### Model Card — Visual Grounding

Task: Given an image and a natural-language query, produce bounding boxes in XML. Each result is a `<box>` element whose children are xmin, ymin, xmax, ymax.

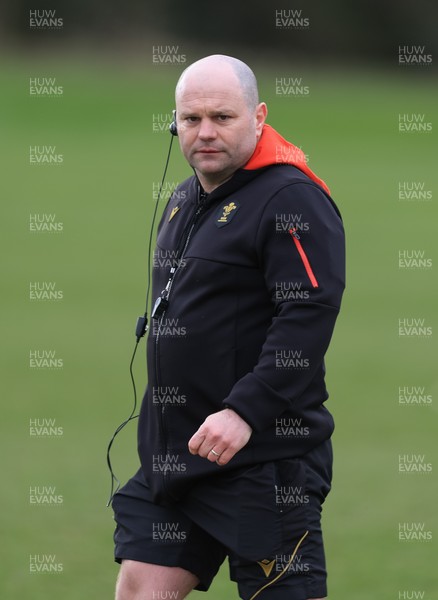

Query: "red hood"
<box><xmin>243</xmin><ymin>124</ymin><xmax>330</xmax><ymax>195</ymax></box>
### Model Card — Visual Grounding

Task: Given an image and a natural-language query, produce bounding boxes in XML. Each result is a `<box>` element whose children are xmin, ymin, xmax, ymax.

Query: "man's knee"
<box><xmin>116</xmin><ymin>560</ymin><xmax>139</xmax><ymax>598</ymax></box>
<box><xmin>115</xmin><ymin>559</ymin><xmax>198</xmax><ymax>600</ymax></box>
<box><xmin>116</xmin><ymin>561</ymin><xmax>150</xmax><ymax>599</ymax></box>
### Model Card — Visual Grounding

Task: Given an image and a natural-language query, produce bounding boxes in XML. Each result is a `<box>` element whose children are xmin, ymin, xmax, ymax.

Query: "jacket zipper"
<box><xmin>288</xmin><ymin>228</ymin><xmax>319</xmax><ymax>288</ymax></box>
<box><xmin>154</xmin><ymin>202</ymin><xmax>204</xmax><ymax>385</ymax></box>
<box><xmin>153</xmin><ymin>192</ymin><xmax>207</xmax><ymax>493</ymax></box>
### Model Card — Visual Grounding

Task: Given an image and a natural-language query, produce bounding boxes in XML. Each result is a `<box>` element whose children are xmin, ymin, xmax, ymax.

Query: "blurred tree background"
<box><xmin>1</xmin><ymin>0</ymin><xmax>437</xmax><ymax>65</ymax></box>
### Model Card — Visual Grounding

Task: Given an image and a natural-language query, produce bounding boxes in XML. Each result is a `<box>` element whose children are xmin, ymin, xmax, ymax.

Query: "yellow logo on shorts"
<box><xmin>256</xmin><ymin>558</ymin><xmax>276</xmax><ymax>578</ymax></box>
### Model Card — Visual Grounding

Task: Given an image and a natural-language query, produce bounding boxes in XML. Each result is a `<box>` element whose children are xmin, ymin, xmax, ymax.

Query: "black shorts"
<box><xmin>113</xmin><ymin>440</ymin><xmax>332</xmax><ymax>600</ymax></box>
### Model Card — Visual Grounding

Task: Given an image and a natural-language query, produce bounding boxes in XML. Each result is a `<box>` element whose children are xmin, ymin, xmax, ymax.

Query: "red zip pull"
<box><xmin>289</xmin><ymin>228</ymin><xmax>319</xmax><ymax>288</ymax></box>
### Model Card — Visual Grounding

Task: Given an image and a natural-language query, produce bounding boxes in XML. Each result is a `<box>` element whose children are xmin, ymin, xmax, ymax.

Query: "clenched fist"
<box><xmin>188</xmin><ymin>408</ymin><xmax>252</xmax><ymax>466</ymax></box>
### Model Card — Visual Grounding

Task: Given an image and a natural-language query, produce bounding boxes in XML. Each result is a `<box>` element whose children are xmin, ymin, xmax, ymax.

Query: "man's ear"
<box><xmin>255</xmin><ymin>102</ymin><xmax>268</xmax><ymax>139</ymax></box>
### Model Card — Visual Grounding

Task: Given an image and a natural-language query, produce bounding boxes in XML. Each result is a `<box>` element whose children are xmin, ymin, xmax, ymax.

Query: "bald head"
<box><xmin>175</xmin><ymin>54</ymin><xmax>259</xmax><ymax>111</ymax></box>
<box><xmin>173</xmin><ymin>54</ymin><xmax>267</xmax><ymax>192</ymax></box>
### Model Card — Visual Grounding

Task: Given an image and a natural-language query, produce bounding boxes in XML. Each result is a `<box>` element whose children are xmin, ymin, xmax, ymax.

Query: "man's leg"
<box><xmin>112</xmin><ymin>470</ymin><xmax>227</xmax><ymax>598</ymax></box>
<box><xmin>115</xmin><ymin>559</ymin><xmax>199</xmax><ymax>600</ymax></box>
<box><xmin>221</xmin><ymin>443</ymin><xmax>332</xmax><ymax>599</ymax></box>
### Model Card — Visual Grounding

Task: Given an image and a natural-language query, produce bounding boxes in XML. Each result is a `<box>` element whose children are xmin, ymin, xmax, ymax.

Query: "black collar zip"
<box><xmin>151</xmin><ymin>187</ymin><xmax>207</xmax><ymax>321</ymax></box>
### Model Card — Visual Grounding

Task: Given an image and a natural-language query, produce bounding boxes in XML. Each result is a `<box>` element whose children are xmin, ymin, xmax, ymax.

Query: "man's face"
<box><xmin>175</xmin><ymin>65</ymin><xmax>267</xmax><ymax>192</ymax></box>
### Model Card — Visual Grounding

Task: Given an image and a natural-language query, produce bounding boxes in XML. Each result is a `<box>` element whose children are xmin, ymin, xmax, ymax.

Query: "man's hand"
<box><xmin>188</xmin><ymin>408</ymin><xmax>252</xmax><ymax>466</ymax></box>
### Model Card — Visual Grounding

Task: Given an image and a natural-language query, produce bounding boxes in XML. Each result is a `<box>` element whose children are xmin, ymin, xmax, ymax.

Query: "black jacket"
<box><xmin>138</xmin><ymin>131</ymin><xmax>345</xmax><ymax>504</ymax></box>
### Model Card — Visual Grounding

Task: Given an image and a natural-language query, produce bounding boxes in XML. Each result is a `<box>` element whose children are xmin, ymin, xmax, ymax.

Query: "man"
<box><xmin>113</xmin><ymin>54</ymin><xmax>345</xmax><ymax>600</ymax></box>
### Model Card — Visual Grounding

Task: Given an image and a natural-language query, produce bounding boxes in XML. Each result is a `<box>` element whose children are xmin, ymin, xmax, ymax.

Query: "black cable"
<box><xmin>106</xmin><ymin>341</ymin><xmax>140</xmax><ymax>506</ymax></box>
<box><xmin>145</xmin><ymin>134</ymin><xmax>175</xmax><ymax>314</ymax></box>
<box><xmin>106</xmin><ymin>132</ymin><xmax>175</xmax><ymax>507</ymax></box>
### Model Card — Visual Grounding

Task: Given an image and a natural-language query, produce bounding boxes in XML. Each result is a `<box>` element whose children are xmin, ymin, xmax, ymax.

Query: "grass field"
<box><xmin>1</xmin><ymin>56</ymin><xmax>437</xmax><ymax>598</ymax></box>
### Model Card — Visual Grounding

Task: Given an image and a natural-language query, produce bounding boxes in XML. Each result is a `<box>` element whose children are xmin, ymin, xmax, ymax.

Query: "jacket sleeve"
<box><xmin>222</xmin><ymin>181</ymin><xmax>346</xmax><ymax>432</ymax></box>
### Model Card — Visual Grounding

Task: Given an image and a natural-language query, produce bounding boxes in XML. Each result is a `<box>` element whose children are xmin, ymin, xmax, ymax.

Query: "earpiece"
<box><xmin>169</xmin><ymin>109</ymin><xmax>178</xmax><ymax>136</ymax></box>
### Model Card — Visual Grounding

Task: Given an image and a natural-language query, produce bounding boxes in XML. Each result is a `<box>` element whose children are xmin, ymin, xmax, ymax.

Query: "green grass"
<box><xmin>1</xmin><ymin>57</ymin><xmax>437</xmax><ymax>598</ymax></box>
